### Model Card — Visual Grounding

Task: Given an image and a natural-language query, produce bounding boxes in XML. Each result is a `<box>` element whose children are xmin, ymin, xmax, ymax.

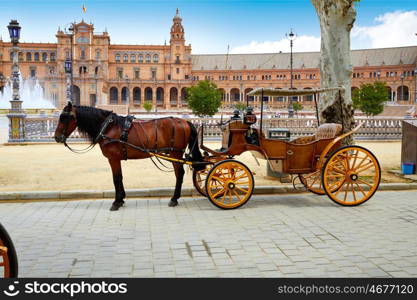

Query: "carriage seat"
<box><xmin>290</xmin><ymin>123</ymin><xmax>342</xmax><ymax>144</ymax></box>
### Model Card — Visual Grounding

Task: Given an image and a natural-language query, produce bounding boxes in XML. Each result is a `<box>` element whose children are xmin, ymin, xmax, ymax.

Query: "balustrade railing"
<box><xmin>21</xmin><ymin>114</ymin><xmax>406</xmax><ymax>142</ymax></box>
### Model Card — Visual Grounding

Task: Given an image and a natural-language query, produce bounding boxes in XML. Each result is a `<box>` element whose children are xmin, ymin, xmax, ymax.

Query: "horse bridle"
<box><xmin>59</xmin><ymin>110</ymin><xmax>96</xmax><ymax>154</ymax></box>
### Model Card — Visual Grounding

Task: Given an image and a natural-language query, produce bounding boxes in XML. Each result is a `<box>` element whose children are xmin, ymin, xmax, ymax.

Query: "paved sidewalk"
<box><xmin>1</xmin><ymin>190</ymin><xmax>417</xmax><ymax>278</ymax></box>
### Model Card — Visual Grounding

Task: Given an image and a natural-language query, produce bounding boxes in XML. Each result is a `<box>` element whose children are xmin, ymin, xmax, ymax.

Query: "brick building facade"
<box><xmin>0</xmin><ymin>10</ymin><xmax>416</xmax><ymax>111</ymax></box>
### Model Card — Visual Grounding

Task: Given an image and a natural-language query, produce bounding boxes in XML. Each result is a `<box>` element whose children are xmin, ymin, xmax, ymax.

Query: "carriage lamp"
<box><xmin>8</xmin><ymin>20</ymin><xmax>21</xmax><ymax>45</ymax></box>
<box><xmin>64</xmin><ymin>58</ymin><xmax>72</xmax><ymax>74</ymax></box>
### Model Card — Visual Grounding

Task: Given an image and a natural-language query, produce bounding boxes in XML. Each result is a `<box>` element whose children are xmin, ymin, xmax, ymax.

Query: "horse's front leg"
<box><xmin>108</xmin><ymin>158</ymin><xmax>126</xmax><ymax>211</ymax></box>
<box><xmin>169</xmin><ymin>162</ymin><xmax>185</xmax><ymax>207</ymax></box>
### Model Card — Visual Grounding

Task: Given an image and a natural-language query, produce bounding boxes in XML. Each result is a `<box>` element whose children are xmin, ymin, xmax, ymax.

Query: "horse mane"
<box><xmin>75</xmin><ymin>106</ymin><xmax>125</xmax><ymax>142</ymax></box>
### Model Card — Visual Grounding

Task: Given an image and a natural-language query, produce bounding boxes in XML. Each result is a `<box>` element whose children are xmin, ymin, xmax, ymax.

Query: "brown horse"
<box><xmin>54</xmin><ymin>102</ymin><xmax>203</xmax><ymax>211</ymax></box>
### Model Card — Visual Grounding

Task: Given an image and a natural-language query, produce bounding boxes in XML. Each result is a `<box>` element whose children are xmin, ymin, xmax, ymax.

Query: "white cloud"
<box><xmin>230</xmin><ymin>35</ymin><xmax>321</xmax><ymax>54</ymax></box>
<box><xmin>352</xmin><ymin>10</ymin><xmax>417</xmax><ymax>48</ymax></box>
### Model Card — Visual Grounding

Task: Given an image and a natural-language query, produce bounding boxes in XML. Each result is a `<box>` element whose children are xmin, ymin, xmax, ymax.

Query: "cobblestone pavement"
<box><xmin>1</xmin><ymin>190</ymin><xmax>417</xmax><ymax>278</ymax></box>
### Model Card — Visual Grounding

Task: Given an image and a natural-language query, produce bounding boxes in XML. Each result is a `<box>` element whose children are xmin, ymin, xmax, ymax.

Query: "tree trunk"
<box><xmin>311</xmin><ymin>0</ymin><xmax>357</xmax><ymax>143</ymax></box>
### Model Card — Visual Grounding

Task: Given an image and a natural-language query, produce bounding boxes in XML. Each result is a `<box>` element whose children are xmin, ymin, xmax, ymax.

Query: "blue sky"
<box><xmin>0</xmin><ymin>0</ymin><xmax>416</xmax><ymax>53</ymax></box>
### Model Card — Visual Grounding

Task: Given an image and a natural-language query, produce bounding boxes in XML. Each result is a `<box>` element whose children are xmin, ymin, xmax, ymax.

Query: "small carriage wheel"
<box><xmin>0</xmin><ymin>223</ymin><xmax>18</xmax><ymax>278</ymax></box>
<box><xmin>322</xmin><ymin>145</ymin><xmax>381</xmax><ymax>206</ymax></box>
<box><xmin>300</xmin><ymin>160</ymin><xmax>345</xmax><ymax>196</ymax></box>
<box><xmin>205</xmin><ymin>159</ymin><xmax>254</xmax><ymax>209</ymax></box>
<box><xmin>299</xmin><ymin>170</ymin><xmax>326</xmax><ymax>195</ymax></box>
<box><xmin>192</xmin><ymin>167</ymin><xmax>209</xmax><ymax>197</ymax></box>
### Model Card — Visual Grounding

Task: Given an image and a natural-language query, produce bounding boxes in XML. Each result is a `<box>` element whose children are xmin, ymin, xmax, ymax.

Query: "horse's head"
<box><xmin>54</xmin><ymin>102</ymin><xmax>77</xmax><ymax>143</ymax></box>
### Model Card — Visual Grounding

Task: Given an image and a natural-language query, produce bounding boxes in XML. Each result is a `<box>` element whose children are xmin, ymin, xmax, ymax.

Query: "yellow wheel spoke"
<box><xmin>212</xmin><ymin>188</ymin><xmax>226</xmax><ymax>199</ymax></box>
<box><xmin>235</xmin><ymin>186</ymin><xmax>248</xmax><ymax>194</ymax></box>
<box><xmin>357</xmin><ymin>179</ymin><xmax>372</xmax><ymax>187</ymax></box>
<box><xmin>211</xmin><ymin>175</ymin><xmax>226</xmax><ymax>182</ymax></box>
<box><xmin>354</xmin><ymin>181</ymin><xmax>367</xmax><ymax>197</ymax></box>
<box><xmin>351</xmin><ymin>183</ymin><xmax>357</xmax><ymax>202</ymax></box>
<box><xmin>334</xmin><ymin>181</ymin><xmax>347</xmax><ymax>197</ymax></box>
<box><xmin>233</xmin><ymin>190</ymin><xmax>242</xmax><ymax>202</ymax></box>
<box><xmin>354</xmin><ymin>161</ymin><xmax>375</xmax><ymax>173</ymax></box>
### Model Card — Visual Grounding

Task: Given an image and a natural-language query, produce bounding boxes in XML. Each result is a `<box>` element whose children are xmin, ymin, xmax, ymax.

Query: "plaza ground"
<box><xmin>0</xmin><ymin>140</ymin><xmax>407</xmax><ymax>192</ymax></box>
<box><xmin>1</xmin><ymin>191</ymin><xmax>416</xmax><ymax>278</ymax></box>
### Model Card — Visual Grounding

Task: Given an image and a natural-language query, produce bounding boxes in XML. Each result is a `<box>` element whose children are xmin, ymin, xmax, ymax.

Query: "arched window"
<box><xmin>153</xmin><ymin>54</ymin><xmax>159</xmax><ymax>63</ymax></box>
<box><xmin>50</xmin><ymin>52</ymin><xmax>56</xmax><ymax>62</ymax></box>
<box><xmin>138</xmin><ymin>55</ymin><xmax>143</xmax><ymax>63</ymax></box>
<box><xmin>230</xmin><ymin>88</ymin><xmax>240</xmax><ymax>101</ymax></box>
<box><xmin>121</xmin><ymin>87</ymin><xmax>128</xmax><ymax>103</ymax></box>
<box><xmin>170</xmin><ymin>87</ymin><xmax>178</xmax><ymax>104</ymax></box>
<box><xmin>123</xmin><ymin>54</ymin><xmax>128</xmax><ymax>62</ymax></box>
<box><xmin>133</xmin><ymin>87</ymin><xmax>141</xmax><ymax>104</ymax></box>
<box><xmin>80</xmin><ymin>49</ymin><xmax>86</xmax><ymax>60</ymax></box>
<box><xmin>34</xmin><ymin>52</ymin><xmax>40</xmax><ymax>61</ymax></box>
<box><xmin>26</xmin><ymin>52</ymin><xmax>32</xmax><ymax>61</ymax></box>
<box><xmin>18</xmin><ymin>52</ymin><xmax>23</xmax><ymax>62</ymax></box>
<box><xmin>79</xmin><ymin>66</ymin><xmax>87</xmax><ymax>74</ymax></box>
<box><xmin>42</xmin><ymin>53</ymin><xmax>48</xmax><ymax>62</ymax></box>
<box><xmin>146</xmin><ymin>55</ymin><xmax>151</xmax><ymax>63</ymax></box>
<box><xmin>130</xmin><ymin>54</ymin><xmax>136</xmax><ymax>63</ymax></box>
<box><xmin>96</xmin><ymin>50</ymin><xmax>101</xmax><ymax>60</ymax></box>
<box><xmin>156</xmin><ymin>87</ymin><xmax>164</xmax><ymax>104</ymax></box>
<box><xmin>110</xmin><ymin>87</ymin><xmax>118</xmax><ymax>104</ymax></box>
<box><xmin>397</xmin><ymin>86</ymin><xmax>409</xmax><ymax>101</ymax></box>
<box><xmin>115</xmin><ymin>54</ymin><xmax>120</xmax><ymax>62</ymax></box>
<box><xmin>145</xmin><ymin>87</ymin><xmax>153</xmax><ymax>101</ymax></box>
<box><xmin>95</xmin><ymin>66</ymin><xmax>99</xmax><ymax>77</ymax></box>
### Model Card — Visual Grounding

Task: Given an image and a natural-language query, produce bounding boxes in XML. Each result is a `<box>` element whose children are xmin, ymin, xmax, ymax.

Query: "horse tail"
<box><xmin>186</xmin><ymin>121</ymin><xmax>204</xmax><ymax>170</ymax></box>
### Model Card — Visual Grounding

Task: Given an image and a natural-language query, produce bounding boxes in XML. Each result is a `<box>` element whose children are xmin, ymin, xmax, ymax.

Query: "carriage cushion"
<box><xmin>314</xmin><ymin>123</ymin><xmax>342</xmax><ymax>140</ymax></box>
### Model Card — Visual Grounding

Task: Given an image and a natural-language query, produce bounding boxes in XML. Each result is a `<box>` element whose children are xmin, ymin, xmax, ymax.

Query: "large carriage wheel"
<box><xmin>205</xmin><ymin>160</ymin><xmax>254</xmax><ymax>209</ymax></box>
<box><xmin>192</xmin><ymin>167</ymin><xmax>209</xmax><ymax>197</ymax></box>
<box><xmin>0</xmin><ymin>223</ymin><xmax>18</xmax><ymax>278</ymax></box>
<box><xmin>322</xmin><ymin>145</ymin><xmax>381</xmax><ymax>206</ymax></box>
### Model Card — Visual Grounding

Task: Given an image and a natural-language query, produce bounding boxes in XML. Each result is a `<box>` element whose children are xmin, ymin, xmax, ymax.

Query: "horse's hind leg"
<box><xmin>108</xmin><ymin>158</ymin><xmax>126</xmax><ymax>211</ymax></box>
<box><xmin>169</xmin><ymin>162</ymin><xmax>185</xmax><ymax>207</ymax></box>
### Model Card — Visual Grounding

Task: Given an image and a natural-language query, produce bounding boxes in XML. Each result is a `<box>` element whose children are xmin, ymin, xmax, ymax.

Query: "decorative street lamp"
<box><xmin>400</xmin><ymin>74</ymin><xmax>405</xmax><ymax>102</ymax></box>
<box><xmin>7</xmin><ymin>19</ymin><xmax>26</xmax><ymax>143</ymax></box>
<box><xmin>64</xmin><ymin>58</ymin><xmax>72</xmax><ymax>103</ymax></box>
<box><xmin>125</xmin><ymin>75</ymin><xmax>130</xmax><ymax>114</ymax></box>
<box><xmin>286</xmin><ymin>29</ymin><xmax>296</xmax><ymax>118</ymax></box>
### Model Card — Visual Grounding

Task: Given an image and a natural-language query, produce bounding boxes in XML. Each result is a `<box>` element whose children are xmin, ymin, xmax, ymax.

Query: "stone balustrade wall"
<box><xmin>23</xmin><ymin>115</ymin><xmax>406</xmax><ymax>142</ymax></box>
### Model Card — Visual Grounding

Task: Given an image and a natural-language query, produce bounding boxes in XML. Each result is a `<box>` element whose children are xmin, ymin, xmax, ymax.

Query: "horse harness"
<box><xmin>96</xmin><ymin>114</ymin><xmax>187</xmax><ymax>160</ymax></box>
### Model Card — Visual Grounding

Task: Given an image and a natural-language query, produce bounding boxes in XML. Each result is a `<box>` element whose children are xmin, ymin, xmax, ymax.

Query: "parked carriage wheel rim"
<box><xmin>205</xmin><ymin>159</ymin><xmax>254</xmax><ymax>209</ymax></box>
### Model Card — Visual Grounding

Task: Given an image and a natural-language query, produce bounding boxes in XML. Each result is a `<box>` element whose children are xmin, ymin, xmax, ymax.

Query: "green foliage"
<box><xmin>292</xmin><ymin>101</ymin><xmax>303</xmax><ymax>116</ymax></box>
<box><xmin>186</xmin><ymin>80</ymin><xmax>222</xmax><ymax>117</ymax></box>
<box><xmin>143</xmin><ymin>101</ymin><xmax>153</xmax><ymax>112</ymax></box>
<box><xmin>352</xmin><ymin>81</ymin><xmax>388</xmax><ymax>117</ymax></box>
<box><xmin>234</xmin><ymin>102</ymin><xmax>247</xmax><ymax>112</ymax></box>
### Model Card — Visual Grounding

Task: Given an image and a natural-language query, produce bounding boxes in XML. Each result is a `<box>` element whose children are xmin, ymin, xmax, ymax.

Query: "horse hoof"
<box><xmin>110</xmin><ymin>204</ymin><xmax>121</xmax><ymax>211</ymax></box>
<box><xmin>168</xmin><ymin>201</ymin><xmax>178</xmax><ymax>207</ymax></box>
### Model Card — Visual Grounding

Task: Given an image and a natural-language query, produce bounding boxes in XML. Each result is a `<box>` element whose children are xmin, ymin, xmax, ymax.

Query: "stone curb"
<box><xmin>0</xmin><ymin>183</ymin><xmax>416</xmax><ymax>201</ymax></box>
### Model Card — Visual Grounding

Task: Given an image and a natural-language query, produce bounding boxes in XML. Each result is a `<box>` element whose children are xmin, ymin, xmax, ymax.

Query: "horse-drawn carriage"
<box><xmin>55</xmin><ymin>87</ymin><xmax>380</xmax><ymax>211</ymax></box>
<box><xmin>192</xmin><ymin>87</ymin><xmax>381</xmax><ymax>209</ymax></box>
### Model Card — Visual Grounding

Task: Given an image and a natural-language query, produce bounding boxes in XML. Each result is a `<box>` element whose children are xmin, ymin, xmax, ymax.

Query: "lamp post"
<box><xmin>7</xmin><ymin>19</ymin><xmax>26</xmax><ymax>143</ymax></box>
<box><xmin>286</xmin><ymin>29</ymin><xmax>296</xmax><ymax>118</ymax></box>
<box><xmin>125</xmin><ymin>75</ymin><xmax>130</xmax><ymax>114</ymax></box>
<box><xmin>64</xmin><ymin>58</ymin><xmax>72</xmax><ymax>103</ymax></box>
<box><xmin>400</xmin><ymin>74</ymin><xmax>405</xmax><ymax>102</ymax></box>
<box><xmin>414</xmin><ymin>67</ymin><xmax>417</xmax><ymax>103</ymax></box>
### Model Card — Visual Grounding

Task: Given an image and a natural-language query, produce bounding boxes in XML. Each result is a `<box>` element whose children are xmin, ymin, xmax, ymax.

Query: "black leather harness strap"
<box><xmin>120</xmin><ymin>115</ymin><xmax>135</xmax><ymax>160</ymax></box>
<box><xmin>94</xmin><ymin>113</ymin><xmax>115</xmax><ymax>144</ymax></box>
